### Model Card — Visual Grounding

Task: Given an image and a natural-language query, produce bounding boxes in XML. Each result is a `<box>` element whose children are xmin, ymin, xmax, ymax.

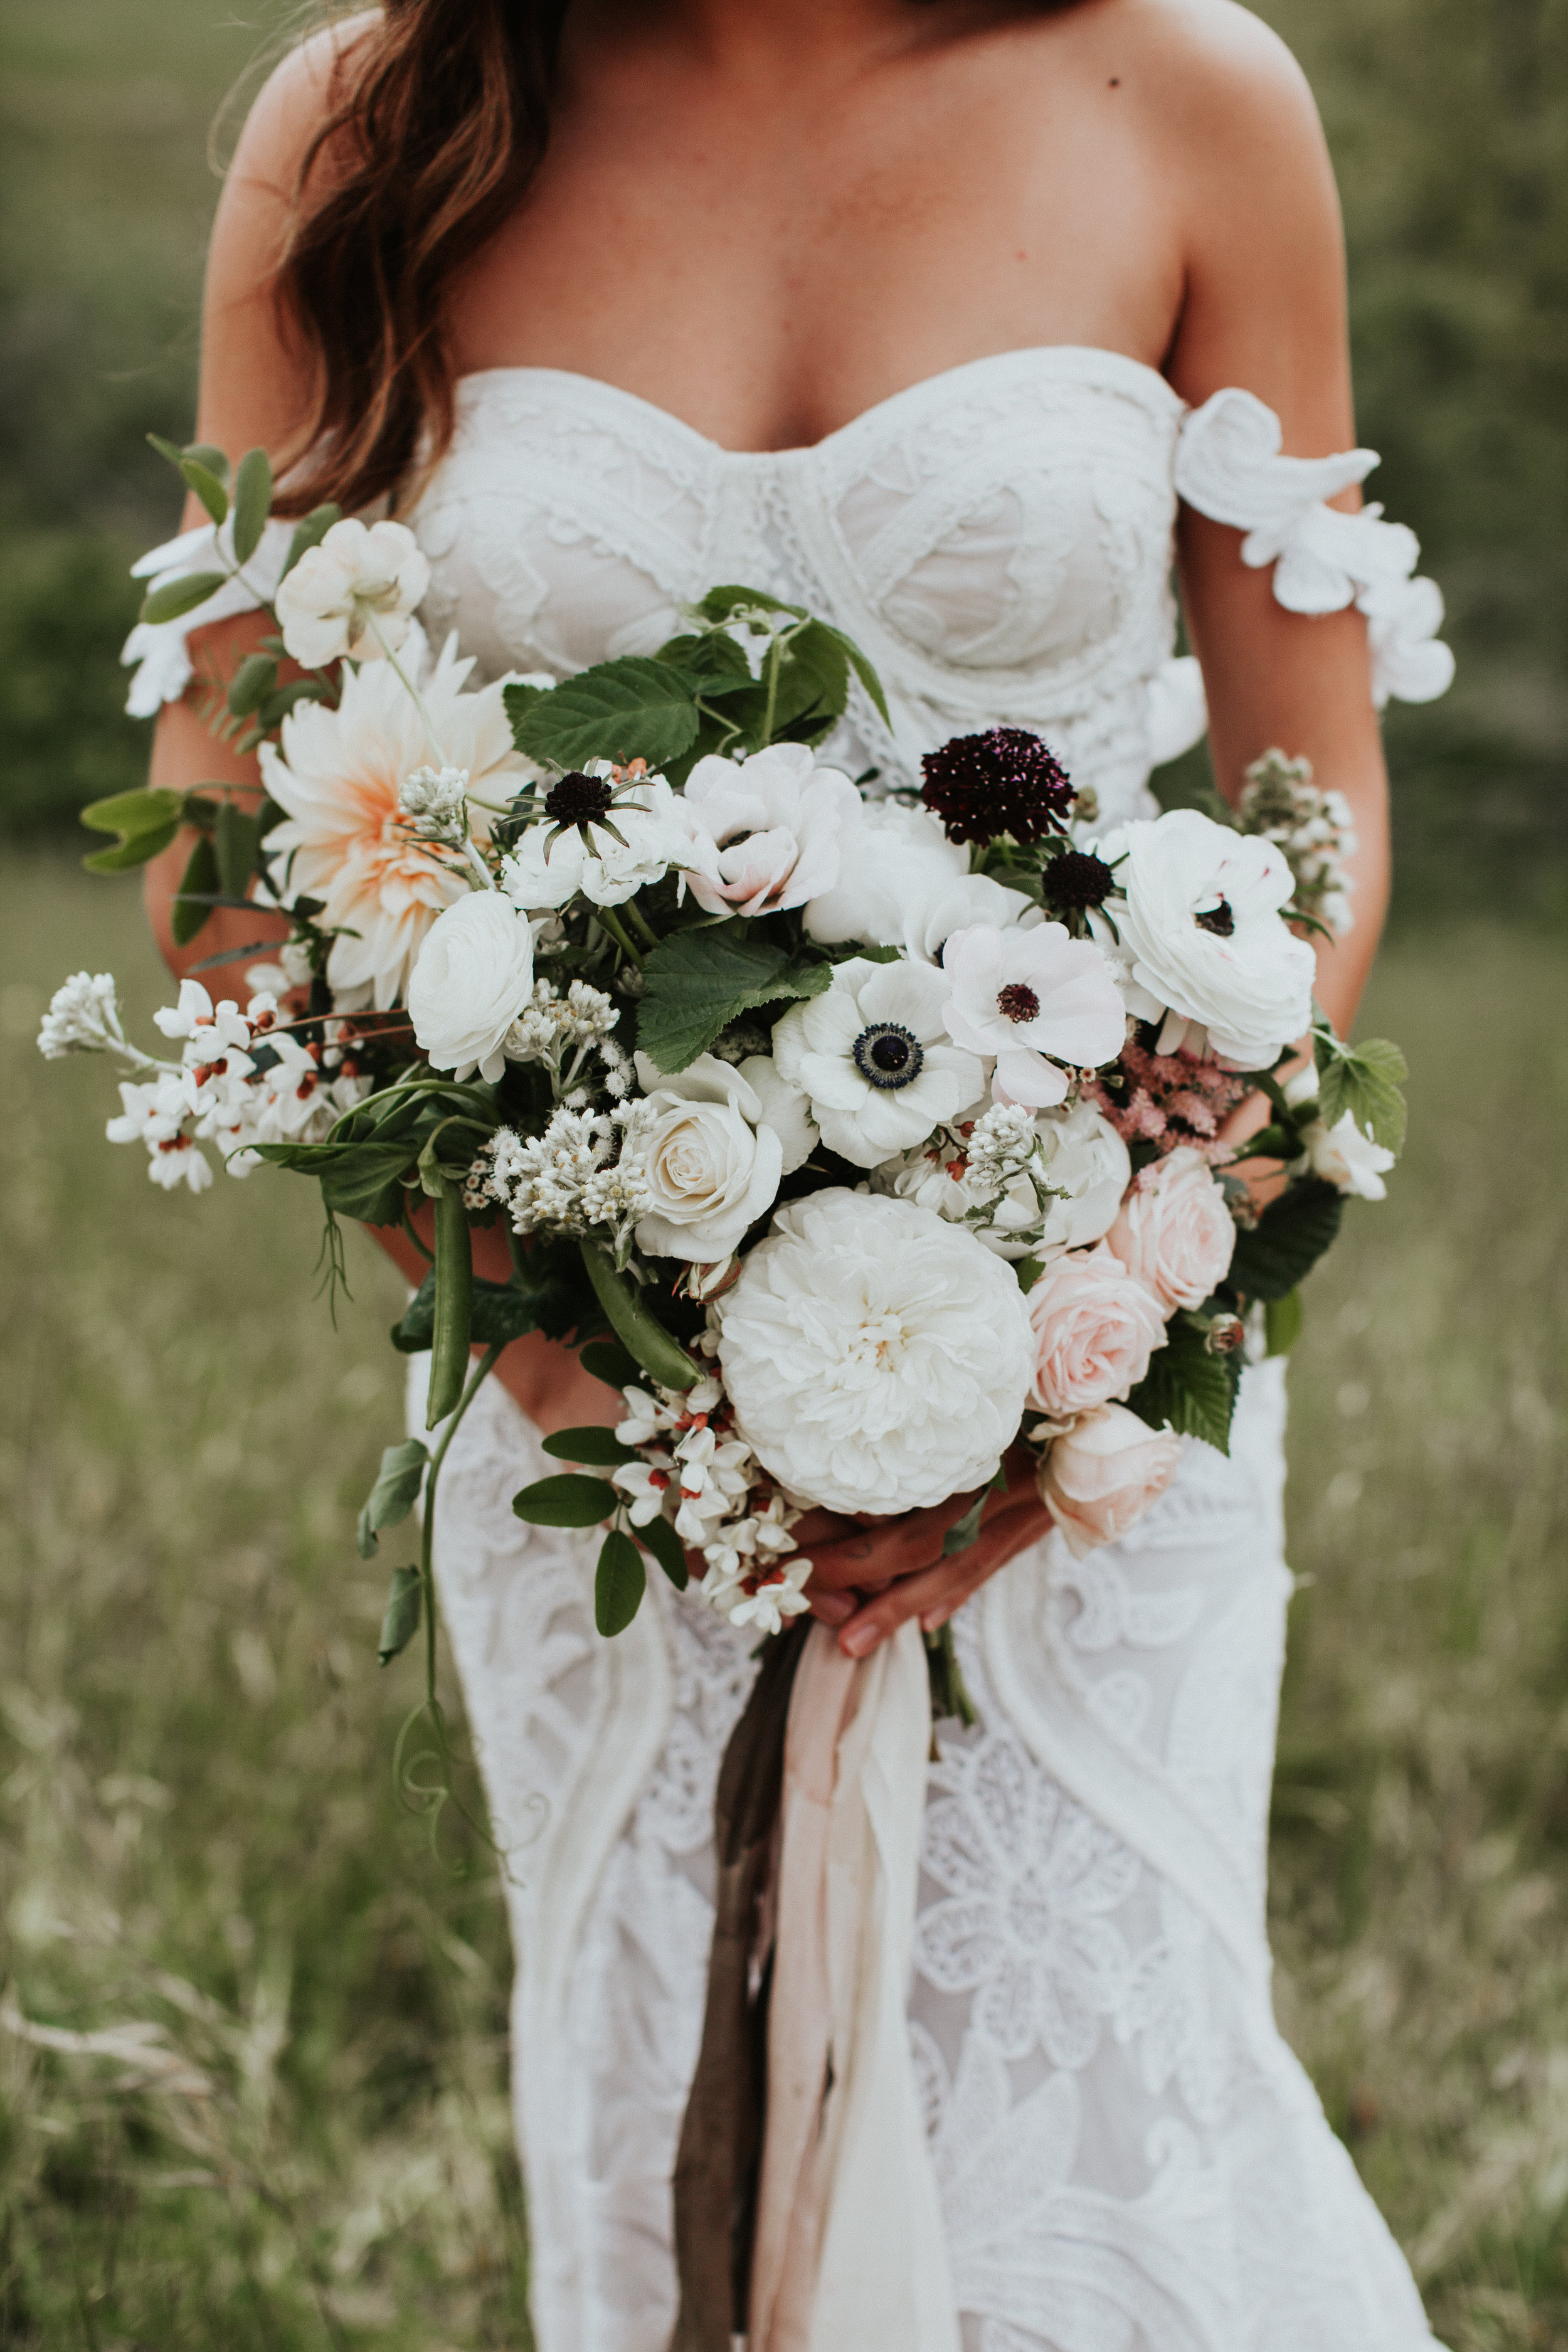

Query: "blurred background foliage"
<box><xmin>0</xmin><ymin>3</ymin><xmax>1565</xmax><ymax>2348</ymax></box>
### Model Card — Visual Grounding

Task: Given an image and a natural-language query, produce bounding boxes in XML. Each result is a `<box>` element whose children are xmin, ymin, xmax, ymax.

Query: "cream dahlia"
<box><xmin>262</xmin><ymin>638</ymin><xmax>533</xmax><ymax>1010</ymax></box>
<box><xmin>714</xmin><ymin>1189</ymin><xmax>1034</xmax><ymax>1515</ymax></box>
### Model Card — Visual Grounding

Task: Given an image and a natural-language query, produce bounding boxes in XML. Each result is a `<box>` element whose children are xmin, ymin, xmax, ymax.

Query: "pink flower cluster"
<box><xmin>1081</xmin><ymin>1041</ymin><xmax>1249</xmax><ymax>1162</ymax></box>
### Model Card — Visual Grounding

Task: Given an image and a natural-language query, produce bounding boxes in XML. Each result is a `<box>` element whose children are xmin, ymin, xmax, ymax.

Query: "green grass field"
<box><xmin>0</xmin><ymin>858</ymin><xmax>1563</xmax><ymax>2349</ymax></box>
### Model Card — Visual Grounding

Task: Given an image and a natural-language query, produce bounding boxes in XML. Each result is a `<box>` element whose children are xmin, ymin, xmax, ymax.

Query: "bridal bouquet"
<box><xmin>41</xmin><ymin>436</ymin><xmax>1407</xmax><ymax>1688</ymax></box>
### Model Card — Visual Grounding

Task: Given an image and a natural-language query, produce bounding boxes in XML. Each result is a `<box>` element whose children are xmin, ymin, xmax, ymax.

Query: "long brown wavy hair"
<box><xmin>273</xmin><ymin>1</ymin><xmax>569</xmax><ymax>517</ymax></box>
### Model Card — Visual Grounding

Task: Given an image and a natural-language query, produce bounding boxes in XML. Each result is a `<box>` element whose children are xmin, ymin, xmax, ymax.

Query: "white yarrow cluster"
<box><xmin>1236</xmin><ymin>748</ymin><xmax>1359</xmax><ymax>936</ymax></box>
<box><xmin>398</xmin><ymin>763</ymin><xmax>471</xmax><ymax>843</ymax></box>
<box><xmin>482</xmin><ymin>1099</ymin><xmax>654</xmax><ymax>1254</ymax></box>
<box><xmin>502</xmin><ymin>978</ymin><xmax>627</xmax><ymax>1093</ymax></box>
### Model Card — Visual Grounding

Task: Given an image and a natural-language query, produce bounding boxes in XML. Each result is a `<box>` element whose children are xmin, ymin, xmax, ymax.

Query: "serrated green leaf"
<box><xmin>639</xmin><ymin>1513</ymin><xmax>689</xmax><ymax>1591</ymax></box>
<box><xmin>171</xmin><ymin>833</ymin><xmax>220</xmax><ymax>946</ymax></box>
<box><xmin>542</xmin><ymin>1425</ymin><xmax>641</xmax><ymax>1466</ymax></box>
<box><xmin>1126</xmin><ymin>1319</ymin><xmax>1241</xmax><ymax>1454</ymax></box>
<box><xmin>502</xmin><ymin>680</ymin><xmax>548</xmax><ymax>747</ymax></box>
<box><xmin>376</xmin><ymin>1565</ymin><xmax>423</xmax><ymax>1666</ymax></box>
<box><xmin>280</xmin><ymin>504</ymin><xmax>341</xmax><ymax>581</ymax></box>
<box><xmin>637</xmin><ymin>930</ymin><xmax>832</xmax><ymax>1073</ymax></box>
<box><xmin>511</xmin><ymin>1472</ymin><xmax>615</xmax><ymax>1529</ymax></box>
<box><xmin>231</xmin><ymin>447</ymin><xmax>273</xmax><ymax>566</ymax></box>
<box><xmin>694</xmin><ymin>584</ymin><xmax>807</xmax><ymax>625</ymax></box>
<box><xmin>391</xmin><ymin>1258</ymin><xmax>586</xmax><ymax>1353</ymax></box>
<box><xmin>511</xmin><ymin>657</ymin><xmax>701</xmax><ymax>771</ymax></box>
<box><xmin>139</xmin><ymin>569</ymin><xmax>230</xmax><ymax>627</ymax></box>
<box><xmin>1317</xmin><ymin>1036</ymin><xmax>1407</xmax><ymax>1154</ymax></box>
<box><xmin>1228</xmin><ymin>1178</ymin><xmax>1344</xmax><ymax>1303</ymax></box>
<box><xmin>356</xmin><ymin>1439</ymin><xmax>429</xmax><ymax>1558</ymax></box>
<box><xmin>179</xmin><ymin>458</ymin><xmax>229</xmax><ymax>527</ymax></box>
<box><xmin>595</xmin><ymin>1528</ymin><xmax>647</xmax><ymax>1634</ymax></box>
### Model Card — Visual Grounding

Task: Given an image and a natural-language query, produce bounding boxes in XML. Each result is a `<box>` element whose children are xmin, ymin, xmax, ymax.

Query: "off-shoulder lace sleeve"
<box><xmin>1174</xmin><ymin>387</ymin><xmax>1454</xmax><ymax>707</ymax></box>
<box><xmin>120</xmin><ymin>516</ymin><xmax>295</xmax><ymax>718</ymax></box>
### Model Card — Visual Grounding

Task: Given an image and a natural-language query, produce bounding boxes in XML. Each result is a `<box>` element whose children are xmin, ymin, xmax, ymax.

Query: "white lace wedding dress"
<box><xmin>129</xmin><ymin>346</ymin><xmax>1450</xmax><ymax>2351</ymax></box>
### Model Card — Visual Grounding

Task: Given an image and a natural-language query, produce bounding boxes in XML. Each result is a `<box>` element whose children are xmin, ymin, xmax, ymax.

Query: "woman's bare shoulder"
<box><xmin>225</xmin><ymin>11</ymin><xmax>381</xmax><ymax>209</ymax></box>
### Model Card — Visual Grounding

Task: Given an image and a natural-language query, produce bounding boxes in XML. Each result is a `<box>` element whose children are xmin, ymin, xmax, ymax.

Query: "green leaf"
<box><xmin>257</xmin><ymin>680</ymin><xmax>334</xmax><ymax>732</ymax></box>
<box><xmin>637</xmin><ymin>929</ymin><xmax>832</xmax><ymax>1073</ymax></box>
<box><xmin>139</xmin><ymin>570</ymin><xmax>230</xmax><ymax>627</ymax></box>
<box><xmin>179</xmin><ymin>458</ymin><xmax>229</xmax><ymax>527</ymax></box>
<box><xmin>1014</xmin><ymin>1255</ymin><xmax>1046</xmax><ymax>1293</ymax></box>
<box><xmin>1126</xmin><ymin>1318</ymin><xmax>1242</xmax><ymax>1455</ymax></box>
<box><xmin>79</xmin><ymin>787</ymin><xmax>184</xmax><ymax>874</ymax></box>
<box><xmin>183</xmin><ymin>443</ymin><xmax>230</xmax><ymax>483</ymax></box>
<box><xmin>356</xmin><ymin>1438</ymin><xmax>429</xmax><ymax>1558</ymax></box>
<box><xmin>1317</xmin><ymin>1036</ymin><xmax>1408</xmax><ymax>1154</ymax></box>
<box><xmin>502</xmin><ymin>681</ymin><xmax>548</xmax><ymax>745</ymax></box>
<box><xmin>765</xmin><ymin>622</ymin><xmax>849</xmax><ymax>738</ymax></box>
<box><xmin>510</xmin><ymin>657</ymin><xmax>701</xmax><ymax>771</ymax></box>
<box><xmin>511</xmin><ymin>1472</ymin><xmax>615</xmax><ymax>1529</ymax></box>
<box><xmin>638</xmin><ymin>1513</ymin><xmax>689</xmax><ymax>1591</ymax></box>
<box><xmin>226</xmin><ymin>653</ymin><xmax>278</xmax><ymax>719</ymax></box>
<box><xmin>313</xmin><ymin>1144</ymin><xmax>420</xmax><ymax>1226</ymax></box>
<box><xmin>231</xmin><ymin>447</ymin><xmax>273</xmax><ymax>566</ymax></box>
<box><xmin>1229</xmin><ymin>1178</ymin><xmax>1344</xmax><ymax>1303</ymax></box>
<box><xmin>824</xmin><ymin>622</ymin><xmax>891</xmax><ymax>726</ymax></box>
<box><xmin>942</xmin><ymin>1466</ymin><xmax>1007</xmax><ymax>1557</ymax></box>
<box><xmin>579</xmin><ymin>1240</ymin><xmax>701</xmax><ymax>1391</ymax></box>
<box><xmin>692</xmin><ymin>584</ymin><xmax>807</xmax><ymax>625</ymax></box>
<box><xmin>595</xmin><ymin>1528</ymin><xmax>647</xmax><ymax>1635</ymax></box>
<box><xmin>580</xmin><ymin>1337</ymin><xmax>643</xmax><ymax>1391</ymax></box>
<box><xmin>147</xmin><ymin>432</ymin><xmax>188</xmax><ymax>471</ymax></box>
<box><xmin>280</xmin><ymin>504</ymin><xmax>341</xmax><ymax>581</ymax></box>
<box><xmin>215</xmin><ymin>801</ymin><xmax>260</xmax><ymax>899</ymax></box>
<box><xmin>542</xmin><ymin>1425</ymin><xmax>640</xmax><ymax>1466</ymax></box>
<box><xmin>391</xmin><ymin>1264</ymin><xmax>579</xmax><ymax>1354</ymax></box>
<box><xmin>171</xmin><ymin>833</ymin><xmax>221</xmax><ymax>946</ymax></box>
<box><xmin>1265</xmin><ymin>1288</ymin><xmax>1304</xmax><ymax>1357</ymax></box>
<box><xmin>376</xmin><ymin>1566</ymin><xmax>423</xmax><ymax>1666</ymax></box>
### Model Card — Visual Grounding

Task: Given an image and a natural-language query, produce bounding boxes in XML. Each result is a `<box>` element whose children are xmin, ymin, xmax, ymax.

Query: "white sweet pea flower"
<box><xmin>722</xmin><ymin>1556</ymin><xmax>814</xmax><ymax>1634</ymax></box>
<box><xmin>106</xmin><ymin>1078</ymin><xmax>213</xmax><ymax>1193</ymax></box>
<box><xmin>627</xmin><ymin>1051</ymin><xmax>790</xmax><ymax>1261</ymax></box>
<box><xmin>941</xmin><ymin>922</ymin><xmax>1126</xmax><ymax>1107</ymax></box>
<box><xmin>153</xmin><ymin>977</ymin><xmax>252</xmax><ymax>1052</ymax></box>
<box><xmin>273</xmin><ymin>518</ymin><xmax>431</xmax><ymax>668</ymax></box>
<box><xmin>408</xmin><ymin>889</ymin><xmax>536</xmax><ymax>1082</ymax></box>
<box><xmin>673</xmin><ymin>743</ymin><xmax>864</xmax><ymax>918</ymax></box>
<box><xmin>770</xmin><ymin>957</ymin><xmax>982</xmax><ymax>1169</ymax></box>
<box><xmin>1096</xmin><ymin>809</ymin><xmax>1316</xmax><ymax>1070</ymax></box>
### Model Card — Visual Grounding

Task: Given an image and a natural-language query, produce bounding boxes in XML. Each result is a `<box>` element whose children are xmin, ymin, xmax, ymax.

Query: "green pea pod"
<box><xmin>579</xmin><ymin>1239</ymin><xmax>699</xmax><ymax>1392</ymax></box>
<box><xmin>426</xmin><ymin>1184</ymin><xmax>475</xmax><ymax>1428</ymax></box>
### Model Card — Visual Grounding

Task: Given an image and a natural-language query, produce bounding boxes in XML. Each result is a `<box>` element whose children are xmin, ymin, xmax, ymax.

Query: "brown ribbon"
<box><xmin>668</xmin><ymin>1619</ymin><xmax>809</xmax><ymax>2352</ymax></box>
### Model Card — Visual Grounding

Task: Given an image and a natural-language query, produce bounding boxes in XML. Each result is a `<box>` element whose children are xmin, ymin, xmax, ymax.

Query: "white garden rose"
<box><xmin>1097</xmin><ymin>808</ymin><xmax>1316</xmax><ymax>1068</ymax></box>
<box><xmin>408</xmin><ymin>890</ymin><xmax>535</xmax><ymax>1082</ymax></box>
<box><xmin>629</xmin><ymin>1051</ymin><xmax>789</xmax><ymax>1260</ymax></box>
<box><xmin>805</xmin><ymin>799</ymin><xmax>1034</xmax><ymax>963</ymax></box>
<box><xmin>674</xmin><ymin>743</ymin><xmax>864</xmax><ymax>917</ymax></box>
<box><xmin>714</xmin><ymin>1189</ymin><xmax>1034</xmax><ymax>1515</ymax></box>
<box><xmin>770</xmin><ymin>956</ymin><xmax>982</xmax><ymax>1169</ymax></box>
<box><xmin>274</xmin><ymin>518</ymin><xmax>431</xmax><ymax>668</ymax></box>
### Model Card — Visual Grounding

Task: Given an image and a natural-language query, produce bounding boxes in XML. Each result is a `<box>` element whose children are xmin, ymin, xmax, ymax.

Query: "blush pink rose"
<box><xmin>1024</xmin><ymin>1242</ymin><xmax>1167</xmax><ymax>1417</ymax></box>
<box><xmin>1037</xmin><ymin>1403</ymin><xmax>1184</xmax><ymax>1559</ymax></box>
<box><xmin>1105</xmin><ymin>1144</ymin><xmax>1236</xmax><ymax>1312</ymax></box>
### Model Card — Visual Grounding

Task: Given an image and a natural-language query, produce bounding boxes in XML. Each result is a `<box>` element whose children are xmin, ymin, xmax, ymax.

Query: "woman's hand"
<box><xmin>790</xmin><ymin>1449</ymin><xmax>1052</xmax><ymax>1659</ymax></box>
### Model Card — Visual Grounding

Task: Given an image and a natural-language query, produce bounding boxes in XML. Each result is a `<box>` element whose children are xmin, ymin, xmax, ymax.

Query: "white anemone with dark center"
<box><xmin>770</xmin><ymin>956</ymin><xmax>982</xmax><ymax>1167</ymax></box>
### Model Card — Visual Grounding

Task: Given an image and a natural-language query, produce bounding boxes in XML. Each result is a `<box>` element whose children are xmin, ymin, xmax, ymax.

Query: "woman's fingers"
<box><xmin>801</xmin><ymin>1487</ymin><xmax>983</xmax><ymax>1592</ymax></box>
<box><xmin>834</xmin><ymin>1498</ymin><xmax>1051</xmax><ymax>1657</ymax></box>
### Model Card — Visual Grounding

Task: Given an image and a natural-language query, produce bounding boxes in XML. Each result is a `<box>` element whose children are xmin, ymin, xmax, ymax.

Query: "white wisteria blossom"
<box><xmin>770</xmin><ymin>956</ymin><xmax>982</xmax><ymax>1169</ymax></box>
<box><xmin>273</xmin><ymin>518</ymin><xmax>431</xmax><ymax>668</ymax></box>
<box><xmin>37</xmin><ymin>972</ymin><xmax>135</xmax><ymax>1062</ymax></box>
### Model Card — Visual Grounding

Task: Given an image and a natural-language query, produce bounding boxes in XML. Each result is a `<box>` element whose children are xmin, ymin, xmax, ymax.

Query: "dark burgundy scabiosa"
<box><xmin>1039</xmin><ymin>849</ymin><xmax>1118</xmax><ymax>915</ymax></box>
<box><xmin>920</xmin><ymin>727</ymin><xmax>1076</xmax><ymax>846</ymax></box>
<box><xmin>544</xmin><ymin>770</ymin><xmax>616</xmax><ymax>829</ymax></box>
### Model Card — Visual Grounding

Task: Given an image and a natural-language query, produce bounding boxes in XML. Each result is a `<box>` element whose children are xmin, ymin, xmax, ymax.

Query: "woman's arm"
<box><xmin>144</xmin><ymin>26</ymin><xmax>613</xmax><ymax>1439</ymax></box>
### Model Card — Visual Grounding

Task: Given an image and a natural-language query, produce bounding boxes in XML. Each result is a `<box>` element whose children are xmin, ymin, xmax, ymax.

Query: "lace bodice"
<box><xmin>125</xmin><ymin>346</ymin><xmax>1452</xmax><ymax>830</ymax></box>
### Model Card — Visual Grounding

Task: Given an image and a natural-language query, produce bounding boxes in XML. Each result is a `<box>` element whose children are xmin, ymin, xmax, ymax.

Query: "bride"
<box><xmin>143</xmin><ymin>1</ymin><xmax>1453</xmax><ymax>2344</ymax></box>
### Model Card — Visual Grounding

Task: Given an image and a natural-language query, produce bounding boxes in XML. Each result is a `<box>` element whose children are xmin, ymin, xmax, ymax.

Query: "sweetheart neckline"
<box><xmin>450</xmin><ymin>343</ymin><xmax>1187</xmax><ymax>462</ymax></box>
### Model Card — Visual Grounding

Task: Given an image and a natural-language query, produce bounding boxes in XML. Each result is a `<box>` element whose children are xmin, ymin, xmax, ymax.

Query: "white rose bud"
<box><xmin>409</xmin><ymin>891</ymin><xmax>534</xmax><ymax>1083</ymax></box>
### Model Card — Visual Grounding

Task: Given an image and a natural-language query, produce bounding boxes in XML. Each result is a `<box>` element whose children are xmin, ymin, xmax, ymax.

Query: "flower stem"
<box><xmin>623</xmin><ymin>896</ymin><xmax>660</xmax><ymax>951</ymax></box>
<box><xmin>596</xmin><ymin>906</ymin><xmax>644</xmax><ymax>968</ymax></box>
<box><xmin>420</xmin><ymin>1342</ymin><xmax>504</xmax><ymax>1707</ymax></box>
<box><xmin>366</xmin><ymin>611</ymin><xmax>448</xmax><ymax>768</ymax></box>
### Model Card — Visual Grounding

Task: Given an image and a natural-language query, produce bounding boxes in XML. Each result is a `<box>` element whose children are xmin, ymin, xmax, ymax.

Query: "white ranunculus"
<box><xmin>874</xmin><ymin>1095</ymin><xmax>1131</xmax><ymax>1262</ymax></box>
<box><xmin>714</xmin><ymin>1189</ymin><xmax>1034</xmax><ymax>1515</ymax></box>
<box><xmin>675</xmin><ymin>743</ymin><xmax>864</xmax><ymax>917</ymax></box>
<box><xmin>262</xmin><ymin>635</ymin><xmax>534</xmax><ymax>1010</ymax></box>
<box><xmin>409</xmin><ymin>890</ymin><xmax>536</xmax><ymax>1082</ymax></box>
<box><xmin>942</xmin><ymin>921</ymin><xmax>1127</xmax><ymax>1107</ymax></box>
<box><xmin>770</xmin><ymin>956</ymin><xmax>982</xmax><ymax>1169</ymax></box>
<box><xmin>274</xmin><ymin>518</ymin><xmax>432</xmax><ymax>668</ymax></box>
<box><xmin>806</xmin><ymin>799</ymin><xmax>1035</xmax><ymax>963</ymax></box>
<box><xmin>1096</xmin><ymin>808</ymin><xmax>1316</xmax><ymax>1069</ymax></box>
<box><xmin>628</xmin><ymin>1051</ymin><xmax>787</xmax><ymax>1259</ymax></box>
<box><xmin>501</xmin><ymin>774</ymin><xmax>706</xmax><ymax>910</ymax></box>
